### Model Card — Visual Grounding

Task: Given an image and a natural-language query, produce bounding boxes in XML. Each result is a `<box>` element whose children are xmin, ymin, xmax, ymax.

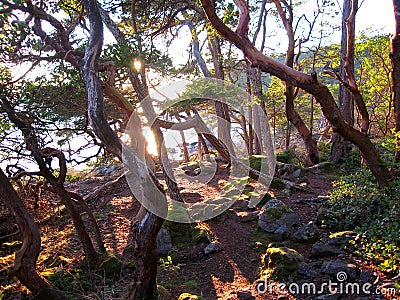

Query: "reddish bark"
<box><xmin>200</xmin><ymin>0</ymin><xmax>390</xmax><ymax>186</ymax></box>
<box><xmin>391</xmin><ymin>0</ymin><xmax>400</xmax><ymax>164</ymax></box>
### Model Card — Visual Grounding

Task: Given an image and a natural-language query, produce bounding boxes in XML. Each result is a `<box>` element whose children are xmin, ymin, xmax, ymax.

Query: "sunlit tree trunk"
<box><xmin>391</xmin><ymin>0</ymin><xmax>400</xmax><ymax>164</ymax></box>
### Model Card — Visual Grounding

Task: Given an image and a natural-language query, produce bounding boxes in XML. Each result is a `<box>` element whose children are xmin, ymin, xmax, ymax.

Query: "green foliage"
<box><xmin>322</xmin><ymin>171</ymin><xmax>400</xmax><ymax>274</ymax></box>
<box><xmin>276</xmin><ymin>149</ymin><xmax>295</xmax><ymax>164</ymax></box>
<box><xmin>159</xmin><ymin>255</ymin><xmax>180</xmax><ymax>274</ymax></box>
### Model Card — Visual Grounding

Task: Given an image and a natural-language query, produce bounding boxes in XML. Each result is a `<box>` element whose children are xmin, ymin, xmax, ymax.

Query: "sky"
<box><xmin>357</xmin><ymin>0</ymin><xmax>394</xmax><ymax>34</ymax></box>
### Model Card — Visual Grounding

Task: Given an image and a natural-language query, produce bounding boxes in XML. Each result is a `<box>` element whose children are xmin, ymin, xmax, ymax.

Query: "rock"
<box><xmin>310</xmin><ymin>242</ymin><xmax>343</xmax><ymax>258</ymax></box>
<box><xmin>359</xmin><ymin>269</ymin><xmax>372</xmax><ymax>283</ymax></box>
<box><xmin>157</xmin><ymin>227</ymin><xmax>173</xmax><ymax>256</ymax></box>
<box><xmin>233</xmin><ymin>199</ymin><xmax>249</xmax><ymax>210</ymax></box>
<box><xmin>99</xmin><ymin>254</ymin><xmax>122</xmax><ymax>277</ymax></box>
<box><xmin>260</xmin><ymin>247</ymin><xmax>304</xmax><ymax>280</ymax></box>
<box><xmin>320</xmin><ymin>260</ymin><xmax>358</xmax><ymax>280</ymax></box>
<box><xmin>297</xmin><ymin>263</ymin><xmax>321</xmax><ymax>278</ymax></box>
<box><xmin>273</xmin><ymin>224</ymin><xmax>292</xmax><ymax>241</ymax></box>
<box><xmin>237</xmin><ymin>290</ymin><xmax>255</xmax><ymax>300</ymax></box>
<box><xmin>258</xmin><ymin>199</ymin><xmax>299</xmax><ymax>235</ymax></box>
<box><xmin>204</xmin><ymin>241</ymin><xmax>223</xmax><ymax>254</ymax></box>
<box><xmin>270</xmin><ymin>177</ymin><xmax>287</xmax><ymax>189</ymax></box>
<box><xmin>235</xmin><ymin>211</ymin><xmax>259</xmax><ymax>223</ymax></box>
<box><xmin>327</xmin><ymin>231</ymin><xmax>357</xmax><ymax>248</ymax></box>
<box><xmin>192</xmin><ymin>224</ymin><xmax>212</xmax><ymax>245</ymax></box>
<box><xmin>292</xmin><ymin>168</ymin><xmax>302</xmax><ymax>178</ymax></box>
<box><xmin>292</xmin><ymin>222</ymin><xmax>320</xmax><ymax>242</ymax></box>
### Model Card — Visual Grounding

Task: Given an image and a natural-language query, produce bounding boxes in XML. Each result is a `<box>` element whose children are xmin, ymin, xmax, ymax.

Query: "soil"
<box><xmin>0</xmin><ymin>162</ymin><xmax>398</xmax><ymax>299</ymax></box>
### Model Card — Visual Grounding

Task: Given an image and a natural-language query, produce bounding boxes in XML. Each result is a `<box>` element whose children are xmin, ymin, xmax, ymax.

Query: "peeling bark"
<box><xmin>200</xmin><ymin>0</ymin><xmax>390</xmax><ymax>186</ymax></box>
<box><xmin>391</xmin><ymin>0</ymin><xmax>400</xmax><ymax>164</ymax></box>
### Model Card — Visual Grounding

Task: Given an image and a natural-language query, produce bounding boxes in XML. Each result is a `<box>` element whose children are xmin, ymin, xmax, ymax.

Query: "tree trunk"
<box><xmin>271</xmin><ymin>0</ymin><xmax>319</xmax><ymax>166</ymax></box>
<box><xmin>88</xmin><ymin>3</ymin><xmax>167</xmax><ymax>297</ymax></box>
<box><xmin>391</xmin><ymin>0</ymin><xmax>400</xmax><ymax>164</ymax></box>
<box><xmin>330</xmin><ymin>0</ymin><xmax>356</xmax><ymax>163</ymax></box>
<box><xmin>200</xmin><ymin>0</ymin><xmax>390</xmax><ymax>186</ymax></box>
<box><xmin>128</xmin><ymin>212</ymin><xmax>164</xmax><ymax>300</ymax></box>
<box><xmin>0</xmin><ymin>169</ymin><xmax>67</xmax><ymax>300</ymax></box>
<box><xmin>1</xmin><ymin>97</ymin><xmax>99</xmax><ymax>266</ymax></box>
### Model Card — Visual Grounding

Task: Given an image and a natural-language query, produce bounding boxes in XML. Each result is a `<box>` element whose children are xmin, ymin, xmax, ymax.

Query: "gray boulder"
<box><xmin>157</xmin><ymin>227</ymin><xmax>172</xmax><ymax>256</ymax></box>
<box><xmin>320</xmin><ymin>260</ymin><xmax>358</xmax><ymax>280</ymax></box>
<box><xmin>292</xmin><ymin>222</ymin><xmax>320</xmax><ymax>242</ymax></box>
<box><xmin>258</xmin><ymin>199</ymin><xmax>299</xmax><ymax>235</ymax></box>
<box><xmin>310</xmin><ymin>242</ymin><xmax>343</xmax><ymax>258</ymax></box>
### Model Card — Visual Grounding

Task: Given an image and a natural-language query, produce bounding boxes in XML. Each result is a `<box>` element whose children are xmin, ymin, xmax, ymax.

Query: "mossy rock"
<box><xmin>260</xmin><ymin>247</ymin><xmax>304</xmax><ymax>280</ymax></box>
<box><xmin>157</xmin><ymin>284</ymin><xmax>171</xmax><ymax>300</ymax></box>
<box><xmin>178</xmin><ymin>293</ymin><xmax>198</xmax><ymax>300</ymax></box>
<box><xmin>270</xmin><ymin>177</ymin><xmax>287</xmax><ymax>189</ymax></box>
<box><xmin>191</xmin><ymin>224</ymin><xmax>212</xmax><ymax>244</ymax></box>
<box><xmin>163</xmin><ymin>221</ymin><xmax>191</xmax><ymax>248</ymax></box>
<box><xmin>99</xmin><ymin>254</ymin><xmax>122</xmax><ymax>277</ymax></box>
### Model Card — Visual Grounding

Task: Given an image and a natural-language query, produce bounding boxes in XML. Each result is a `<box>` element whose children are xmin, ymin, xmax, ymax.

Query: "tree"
<box><xmin>200</xmin><ymin>0</ymin><xmax>390</xmax><ymax>186</ymax></box>
<box><xmin>0</xmin><ymin>167</ymin><xmax>67</xmax><ymax>299</ymax></box>
<box><xmin>270</xmin><ymin>0</ymin><xmax>320</xmax><ymax>166</ymax></box>
<box><xmin>391</xmin><ymin>0</ymin><xmax>400</xmax><ymax>164</ymax></box>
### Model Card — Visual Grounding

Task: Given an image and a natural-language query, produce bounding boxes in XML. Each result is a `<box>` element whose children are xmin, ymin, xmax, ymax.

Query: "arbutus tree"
<box><xmin>200</xmin><ymin>0</ymin><xmax>391</xmax><ymax>187</ymax></box>
<box><xmin>391</xmin><ymin>0</ymin><xmax>400</xmax><ymax>165</ymax></box>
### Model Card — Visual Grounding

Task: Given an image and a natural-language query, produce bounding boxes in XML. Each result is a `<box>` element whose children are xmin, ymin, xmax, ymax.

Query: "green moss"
<box><xmin>182</xmin><ymin>279</ymin><xmax>199</xmax><ymax>291</ymax></box>
<box><xmin>99</xmin><ymin>254</ymin><xmax>122</xmax><ymax>277</ymax></box>
<box><xmin>157</xmin><ymin>284</ymin><xmax>171</xmax><ymax>300</ymax></box>
<box><xmin>260</xmin><ymin>247</ymin><xmax>303</xmax><ymax>280</ymax></box>
<box><xmin>178</xmin><ymin>293</ymin><xmax>198</xmax><ymax>300</ymax></box>
<box><xmin>270</xmin><ymin>177</ymin><xmax>287</xmax><ymax>189</ymax></box>
<box><xmin>191</xmin><ymin>224</ymin><xmax>212</xmax><ymax>244</ymax></box>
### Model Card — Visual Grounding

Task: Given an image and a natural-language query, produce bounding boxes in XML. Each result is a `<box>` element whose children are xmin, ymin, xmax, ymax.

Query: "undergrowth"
<box><xmin>322</xmin><ymin>169</ymin><xmax>400</xmax><ymax>274</ymax></box>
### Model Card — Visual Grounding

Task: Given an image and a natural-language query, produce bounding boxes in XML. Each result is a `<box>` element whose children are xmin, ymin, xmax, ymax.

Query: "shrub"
<box><xmin>322</xmin><ymin>170</ymin><xmax>400</xmax><ymax>274</ymax></box>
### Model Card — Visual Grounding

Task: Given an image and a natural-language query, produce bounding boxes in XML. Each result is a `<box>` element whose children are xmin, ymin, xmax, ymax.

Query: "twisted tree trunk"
<box><xmin>0</xmin><ymin>169</ymin><xmax>67</xmax><ymax>299</ymax></box>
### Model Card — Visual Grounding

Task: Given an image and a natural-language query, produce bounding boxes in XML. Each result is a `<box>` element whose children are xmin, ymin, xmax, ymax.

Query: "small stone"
<box><xmin>261</xmin><ymin>247</ymin><xmax>304</xmax><ymax>280</ymax></box>
<box><xmin>236</xmin><ymin>211</ymin><xmax>259</xmax><ymax>223</ymax></box>
<box><xmin>297</xmin><ymin>263</ymin><xmax>321</xmax><ymax>278</ymax></box>
<box><xmin>292</xmin><ymin>168</ymin><xmax>302</xmax><ymax>178</ymax></box>
<box><xmin>359</xmin><ymin>270</ymin><xmax>372</xmax><ymax>283</ymax></box>
<box><xmin>292</xmin><ymin>222</ymin><xmax>320</xmax><ymax>242</ymax></box>
<box><xmin>273</xmin><ymin>224</ymin><xmax>291</xmax><ymax>241</ymax></box>
<box><xmin>204</xmin><ymin>241</ymin><xmax>223</xmax><ymax>255</ymax></box>
<box><xmin>310</xmin><ymin>242</ymin><xmax>343</xmax><ymax>258</ymax></box>
<box><xmin>327</xmin><ymin>231</ymin><xmax>357</xmax><ymax>248</ymax></box>
<box><xmin>320</xmin><ymin>260</ymin><xmax>358</xmax><ymax>280</ymax></box>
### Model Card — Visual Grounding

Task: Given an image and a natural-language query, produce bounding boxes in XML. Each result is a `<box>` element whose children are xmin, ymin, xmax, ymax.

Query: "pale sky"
<box><xmin>357</xmin><ymin>0</ymin><xmax>394</xmax><ymax>34</ymax></box>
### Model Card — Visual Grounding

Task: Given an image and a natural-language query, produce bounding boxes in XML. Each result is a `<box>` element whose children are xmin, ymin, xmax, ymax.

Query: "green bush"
<box><xmin>322</xmin><ymin>170</ymin><xmax>400</xmax><ymax>274</ymax></box>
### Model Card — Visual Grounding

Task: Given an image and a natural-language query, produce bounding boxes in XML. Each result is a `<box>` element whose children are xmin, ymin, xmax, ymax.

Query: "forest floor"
<box><xmin>0</xmin><ymin>161</ymin><xmax>398</xmax><ymax>299</ymax></box>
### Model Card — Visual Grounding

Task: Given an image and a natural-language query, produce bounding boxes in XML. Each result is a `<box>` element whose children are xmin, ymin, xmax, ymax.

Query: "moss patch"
<box><xmin>99</xmin><ymin>254</ymin><xmax>122</xmax><ymax>277</ymax></box>
<box><xmin>260</xmin><ymin>247</ymin><xmax>303</xmax><ymax>280</ymax></box>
